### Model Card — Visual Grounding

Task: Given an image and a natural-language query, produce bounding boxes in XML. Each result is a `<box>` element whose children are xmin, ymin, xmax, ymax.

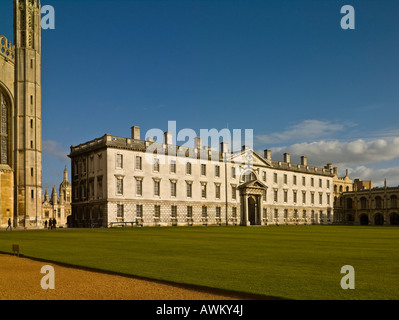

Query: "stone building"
<box><xmin>41</xmin><ymin>166</ymin><xmax>72</xmax><ymax>228</ymax></box>
<box><xmin>0</xmin><ymin>0</ymin><xmax>43</xmax><ymax>228</ymax></box>
<box><xmin>339</xmin><ymin>180</ymin><xmax>399</xmax><ymax>225</ymax></box>
<box><xmin>69</xmin><ymin>126</ymin><xmax>336</xmax><ymax>228</ymax></box>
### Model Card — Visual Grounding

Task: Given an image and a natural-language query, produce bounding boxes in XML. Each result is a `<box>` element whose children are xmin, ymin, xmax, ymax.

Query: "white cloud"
<box><xmin>271</xmin><ymin>137</ymin><xmax>399</xmax><ymax>167</ymax></box>
<box><xmin>348</xmin><ymin>166</ymin><xmax>399</xmax><ymax>187</ymax></box>
<box><xmin>255</xmin><ymin>120</ymin><xmax>351</xmax><ymax>145</ymax></box>
<box><xmin>42</xmin><ymin>140</ymin><xmax>69</xmax><ymax>162</ymax></box>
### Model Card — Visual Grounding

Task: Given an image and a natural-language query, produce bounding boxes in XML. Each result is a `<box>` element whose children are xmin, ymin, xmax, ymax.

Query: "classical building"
<box><xmin>0</xmin><ymin>0</ymin><xmax>43</xmax><ymax>228</ymax></box>
<box><xmin>339</xmin><ymin>180</ymin><xmax>399</xmax><ymax>225</ymax></box>
<box><xmin>69</xmin><ymin>126</ymin><xmax>336</xmax><ymax>228</ymax></box>
<box><xmin>41</xmin><ymin>166</ymin><xmax>72</xmax><ymax>228</ymax></box>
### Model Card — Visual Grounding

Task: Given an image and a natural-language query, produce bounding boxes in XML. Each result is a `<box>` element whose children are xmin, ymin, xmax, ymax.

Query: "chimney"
<box><xmin>220</xmin><ymin>142</ymin><xmax>229</xmax><ymax>153</ymax></box>
<box><xmin>284</xmin><ymin>153</ymin><xmax>290</xmax><ymax>163</ymax></box>
<box><xmin>326</xmin><ymin>163</ymin><xmax>333</xmax><ymax>169</ymax></box>
<box><xmin>301</xmin><ymin>156</ymin><xmax>307</xmax><ymax>166</ymax></box>
<box><xmin>164</xmin><ymin>132</ymin><xmax>172</xmax><ymax>145</ymax></box>
<box><xmin>195</xmin><ymin>137</ymin><xmax>202</xmax><ymax>149</ymax></box>
<box><xmin>264</xmin><ymin>149</ymin><xmax>271</xmax><ymax>161</ymax></box>
<box><xmin>333</xmin><ymin>167</ymin><xmax>338</xmax><ymax>175</ymax></box>
<box><xmin>131</xmin><ymin>126</ymin><xmax>141</xmax><ymax>140</ymax></box>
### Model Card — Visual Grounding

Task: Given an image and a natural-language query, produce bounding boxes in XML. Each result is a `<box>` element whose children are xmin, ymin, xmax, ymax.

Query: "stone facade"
<box><xmin>339</xmin><ymin>180</ymin><xmax>399</xmax><ymax>225</ymax></box>
<box><xmin>0</xmin><ymin>0</ymin><xmax>43</xmax><ymax>228</ymax></box>
<box><xmin>69</xmin><ymin>127</ymin><xmax>336</xmax><ymax>228</ymax></box>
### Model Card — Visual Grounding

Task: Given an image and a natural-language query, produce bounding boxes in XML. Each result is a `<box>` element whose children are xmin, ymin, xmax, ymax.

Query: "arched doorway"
<box><xmin>374</xmin><ymin>213</ymin><xmax>384</xmax><ymax>226</ymax></box>
<box><xmin>359</xmin><ymin>214</ymin><xmax>369</xmax><ymax>225</ymax></box>
<box><xmin>390</xmin><ymin>213</ymin><xmax>399</xmax><ymax>225</ymax></box>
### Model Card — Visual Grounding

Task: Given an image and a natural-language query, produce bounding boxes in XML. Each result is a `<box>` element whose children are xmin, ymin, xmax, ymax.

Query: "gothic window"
<box><xmin>0</xmin><ymin>93</ymin><xmax>9</xmax><ymax>165</ymax></box>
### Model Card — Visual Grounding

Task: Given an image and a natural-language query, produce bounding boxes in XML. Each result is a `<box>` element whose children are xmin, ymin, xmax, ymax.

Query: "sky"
<box><xmin>0</xmin><ymin>0</ymin><xmax>398</xmax><ymax>191</ymax></box>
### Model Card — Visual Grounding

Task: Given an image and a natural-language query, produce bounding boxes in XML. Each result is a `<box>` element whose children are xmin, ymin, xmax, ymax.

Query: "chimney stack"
<box><xmin>220</xmin><ymin>142</ymin><xmax>229</xmax><ymax>153</ymax></box>
<box><xmin>264</xmin><ymin>149</ymin><xmax>271</xmax><ymax>161</ymax></box>
<box><xmin>164</xmin><ymin>132</ymin><xmax>172</xmax><ymax>145</ymax></box>
<box><xmin>131</xmin><ymin>126</ymin><xmax>141</xmax><ymax>140</ymax></box>
<box><xmin>284</xmin><ymin>153</ymin><xmax>290</xmax><ymax>163</ymax></box>
<box><xmin>195</xmin><ymin>137</ymin><xmax>202</xmax><ymax>149</ymax></box>
<box><xmin>301</xmin><ymin>156</ymin><xmax>307</xmax><ymax>166</ymax></box>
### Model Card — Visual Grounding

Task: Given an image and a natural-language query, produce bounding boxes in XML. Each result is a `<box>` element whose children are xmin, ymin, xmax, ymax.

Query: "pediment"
<box><xmin>229</xmin><ymin>149</ymin><xmax>272</xmax><ymax>168</ymax></box>
<box><xmin>238</xmin><ymin>179</ymin><xmax>268</xmax><ymax>190</ymax></box>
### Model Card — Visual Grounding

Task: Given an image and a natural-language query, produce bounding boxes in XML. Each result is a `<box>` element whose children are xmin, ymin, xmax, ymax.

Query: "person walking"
<box><xmin>6</xmin><ymin>218</ymin><xmax>12</xmax><ymax>231</ymax></box>
<box><xmin>53</xmin><ymin>218</ymin><xmax>57</xmax><ymax>230</ymax></box>
<box><xmin>44</xmin><ymin>220</ymin><xmax>48</xmax><ymax>229</ymax></box>
<box><xmin>49</xmin><ymin>218</ymin><xmax>53</xmax><ymax>230</ymax></box>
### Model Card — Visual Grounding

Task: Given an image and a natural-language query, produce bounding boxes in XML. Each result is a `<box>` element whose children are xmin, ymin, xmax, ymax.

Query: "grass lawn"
<box><xmin>0</xmin><ymin>225</ymin><xmax>398</xmax><ymax>300</ymax></box>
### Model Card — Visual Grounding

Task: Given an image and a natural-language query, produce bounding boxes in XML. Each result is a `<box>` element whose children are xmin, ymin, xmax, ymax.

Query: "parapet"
<box><xmin>0</xmin><ymin>36</ymin><xmax>15</xmax><ymax>63</ymax></box>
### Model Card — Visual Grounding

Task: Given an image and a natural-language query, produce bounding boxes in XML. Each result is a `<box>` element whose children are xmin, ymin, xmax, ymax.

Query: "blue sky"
<box><xmin>1</xmin><ymin>0</ymin><xmax>398</xmax><ymax>190</ymax></box>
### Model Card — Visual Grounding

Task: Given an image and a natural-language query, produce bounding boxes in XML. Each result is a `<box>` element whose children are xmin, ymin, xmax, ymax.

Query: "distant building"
<box><xmin>69</xmin><ymin>126</ymin><xmax>336</xmax><ymax>228</ymax></box>
<box><xmin>41</xmin><ymin>166</ymin><xmax>72</xmax><ymax>227</ymax></box>
<box><xmin>339</xmin><ymin>179</ymin><xmax>399</xmax><ymax>225</ymax></box>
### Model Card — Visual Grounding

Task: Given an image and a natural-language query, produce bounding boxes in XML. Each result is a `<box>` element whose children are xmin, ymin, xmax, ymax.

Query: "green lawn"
<box><xmin>0</xmin><ymin>225</ymin><xmax>398</xmax><ymax>300</ymax></box>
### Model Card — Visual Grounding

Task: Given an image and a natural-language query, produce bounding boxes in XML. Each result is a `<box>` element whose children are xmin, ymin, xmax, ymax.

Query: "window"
<box><xmin>302</xmin><ymin>191</ymin><xmax>306</xmax><ymax>204</ymax></box>
<box><xmin>170</xmin><ymin>160</ymin><xmax>176</xmax><ymax>173</ymax></box>
<box><xmin>263</xmin><ymin>208</ymin><xmax>267</xmax><ymax>218</ymax></box>
<box><xmin>154</xmin><ymin>180</ymin><xmax>160</xmax><ymax>196</ymax></box>
<box><xmin>262</xmin><ymin>172</ymin><xmax>266</xmax><ymax>182</ymax></box>
<box><xmin>136</xmin><ymin>205</ymin><xmax>143</xmax><ymax>218</ymax></box>
<box><xmin>136</xmin><ymin>179</ymin><xmax>142</xmax><ymax>196</ymax></box>
<box><xmin>311</xmin><ymin>178</ymin><xmax>314</xmax><ymax>187</ymax></box>
<box><xmin>215</xmin><ymin>165</ymin><xmax>220</xmax><ymax>177</ymax></box>
<box><xmin>327</xmin><ymin>180</ymin><xmax>330</xmax><ymax>189</ymax></box>
<box><xmin>303</xmin><ymin>210</ymin><xmax>307</xmax><ymax>219</ymax></box>
<box><xmin>302</xmin><ymin>176</ymin><xmax>306</xmax><ymax>186</ymax></box>
<box><xmin>293</xmin><ymin>175</ymin><xmax>297</xmax><ymax>185</ymax></box>
<box><xmin>136</xmin><ymin>156</ymin><xmax>142</xmax><ymax>170</ymax></box>
<box><xmin>263</xmin><ymin>189</ymin><xmax>267</xmax><ymax>202</ymax></box>
<box><xmin>232</xmin><ymin>167</ymin><xmax>236</xmax><ymax>178</ymax></box>
<box><xmin>284</xmin><ymin>190</ymin><xmax>288</xmax><ymax>202</ymax></box>
<box><xmin>187</xmin><ymin>206</ymin><xmax>193</xmax><ymax>218</ymax></box>
<box><xmin>171</xmin><ymin>181</ymin><xmax>177</xmax><ymax>197</ymax></box>
<box><xmin>186</xmin><ymin>162</ymin><xmax>192</xmax><ymax>175</ymax></box>
<box><xmin>360</xmin><ymin>197</ymin><xmax>367</xmax><ymax>209</ymax></box>
<box><xmin>186</xmin><ymin>182</ymin><xmax>192</xmax><ymax>198</ymax></box>
<box><xmin>293</xmin><ymin>190</ymin><xmax>297</xmax><ymax>203</ymax></box>
<box><xmin>274</xmin><ymin>173</ymin><xmax>278</xmax><ymax>183</ymax></box>
<box><xmin>294</xmin><ymin>209</ymin><xmax>298</xmax><ymax>219</ymax></box>
<box><xmin>201</xmin><ymin>184</ymin><xmax>207</xmax><ymax>198</ymax></box>
<box><xmin>232</xmin><ymin>207</ymin><xmax>237</xmax><ymax>218</ymax></box>
<box><xmin>31</xmin><ymin>190</ymin><xmax>34</xmax><ymax>199</ymax></box>
<box><xmin>284</xmin><ymin>174</ymin><xmax>288</xmax><ymax>184</ymax></box>
<box><xmin>284</xmin><ymin>209</ymin><xmax>288</xmax><ymax>219</ymax></box>
<box><xmin>30</xmin><ymin>119</ymin><xmax>33</xmax><ymax>129</ymax></box>
<box><xmin>327</xmin><ymin>193</ymin><xmax>330</xmax><ymax>205</ymax></box>
<box><xmin>116</xmin><ymin>154</ymin><xmax>123</xmax><ymax>169</ymax></box>
<box><xmin>232</xmin><ymin>185</ymin><xmax>237</xmax><ymax>200</ymax></box>
<box><xmin>202</xmin><ymin>206</ymin><xmax>207</xmax><ymax>218</ymax></box>
<box><xmin>311</xmin><ymin>192</ymin><xmax>315</xmax><ymax>204</ymax></box>
<box><xmin>274</xmin><ymin>189</ymin><xmax>278</xmax><ymax>202</ymax></box>
<box><xmin>31</xmin><ymin>168</ymin><xmax>34</xmax><ymax>177</ymax></box>
<box><xmin>97</xmin><ymin>177</ymin><xmax>103</xmax><ymax>199</ymax></box>
<box><xmin>116</xmin><ymin>177</ymin><xmax>123</xmax><ymax>195</ymax></box>
<box><xmin>274</xmin><ymin>209</ymin><xmax>278</xmax><ymax>219</ymax></box>
<box><xmin>171</xmin><ymin>205</ymin><xmax>177</xmax><ymax>218</ymax></box>
<box><xmin>319</xmin><ymin>179</ymin><xmax>322</xmax><ymax>188</ymax></box>
<box><xmin>319</xmin><ymin>193</ymin><xmax>323</xmax><ymax>205</ymax></box>
<box><xmin>153</xmin><ymin>158</ymin><xmax>160</xmax><ymax>172</ymax></box>
<box><xmin>215</xmin><ymin>184</ymin><xmax>221</xmax><ymax>199</ymax></box>
<box><xmin>216</xmin><ymin>207</ymin><xmax>221</xmax><ymax>218</ymax></box>
<box><xmin>117</xmin><ymin>204</ymin><xmax>124</xmax><ymax>218</ymax></box>
<box><xmin>154</xmin><ymin>205</ymin><xmax>160</xmax><ymax>218</ymax></box>
<box><xmin>201</xmin><ymin>164</ymin><xmax>206</xmax><ymax>176</ymax></box>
